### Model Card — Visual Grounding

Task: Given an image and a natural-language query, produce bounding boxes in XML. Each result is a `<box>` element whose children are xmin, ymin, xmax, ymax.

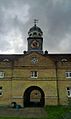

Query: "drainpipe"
<box><xmin>11</xmin><ymin>61</ymin><xmax>14</xmax><ymax>103</ymax></box>
<box><xmin>55</xmin><ymin>61</ymin><xmax>60</xmax><ymax>105</ymax></box>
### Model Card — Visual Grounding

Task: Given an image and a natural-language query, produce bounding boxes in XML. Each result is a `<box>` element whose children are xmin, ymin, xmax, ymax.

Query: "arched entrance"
<box><xmin>24</xmin><ymin>86</ymin><xmax>45</xmax><ymax>107</ymax></box>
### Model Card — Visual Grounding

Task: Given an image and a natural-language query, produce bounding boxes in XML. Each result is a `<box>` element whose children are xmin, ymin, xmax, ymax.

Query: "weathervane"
<box><xmin>34</xmin><ymin>19</ymin><xmax>38</xmax><ymax>26</ymax></box>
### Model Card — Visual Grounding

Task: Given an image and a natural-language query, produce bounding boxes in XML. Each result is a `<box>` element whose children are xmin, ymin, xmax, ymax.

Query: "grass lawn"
<box><xmin>0</xmin><ymin>105</ymin><xmax>71</xmax><ymax>119</ymax></box>
<box><xmin>45</xmin><ymin>105</ymin><xmax>71</xmax><ymax>119</ymax></box>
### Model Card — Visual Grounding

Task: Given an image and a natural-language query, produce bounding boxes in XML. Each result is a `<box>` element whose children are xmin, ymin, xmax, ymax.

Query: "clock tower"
<box><xmin>27</xmin><ymin>20</ymin><xmax>43</xmax><ymax>53</ymax></box>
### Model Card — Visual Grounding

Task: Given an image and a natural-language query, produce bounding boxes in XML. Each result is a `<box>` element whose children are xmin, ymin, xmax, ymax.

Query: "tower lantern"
<box><xmin>27</xmin><ymin>20</ymin><xmax>43</xmax><ymax>53</ymax></box>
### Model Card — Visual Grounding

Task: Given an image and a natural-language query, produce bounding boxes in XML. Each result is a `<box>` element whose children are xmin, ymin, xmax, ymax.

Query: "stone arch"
<box><xmin>23</xmin><ymin>86</ymin><xmax>45</xmax><ymax>107</ymax></box>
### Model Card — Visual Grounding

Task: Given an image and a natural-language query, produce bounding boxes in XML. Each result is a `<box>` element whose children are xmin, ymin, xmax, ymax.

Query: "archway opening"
<box><xmin>23</xmin><ymin>86</ymin><xmax>45</xmax><ymax>107</ymax></box>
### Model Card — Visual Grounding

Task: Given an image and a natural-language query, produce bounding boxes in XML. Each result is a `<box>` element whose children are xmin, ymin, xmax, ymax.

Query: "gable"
<box><xmin>14</xmin><ymin>52</ymin><xmax>55</xmax><ymax>67</ymax></box>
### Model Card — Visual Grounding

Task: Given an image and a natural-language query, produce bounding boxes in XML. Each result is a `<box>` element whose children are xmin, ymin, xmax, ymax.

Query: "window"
<box><xmin>31</xmin><ymin>71</ymin><xmax>38</xmax><ymax>78</ymax></box>
<box><xmin>3</xmin><ymin>59</ymin><xmax>9</xmax><ymax>62</ymax></box>
<box><xmin>38</xmin><ymin>33</ymin><xmax>41</xmax><ymax>36</ymax></box>
<box><xmin>61</xmin><ymin>58</ymin><xmax>68</xmax><ymax>62</ymax></box>
<box><xmin>0</xmin><ymin>87</ymin><xmax>3</xmax><ymax>96</ymax></box>
<box><xmin>33</xmin><ymin>32</ymin><xmax>37</xmax><ymax>36</ymax></box>
<box><xmin>67</xmin><ymin>87</ymin><xmax>71</xmax><ymax>97</ymax></box>
<box><xmin>29</xmin><ymin>33</ymin><xmax>32</xmax><ymax>36</ymax></box>
<box><xmin>65</xmin><ymin>72</ymin><xmax>71</xmax><ymax>78</ymax></box>
<box><xmin>0</xmin><ymin>72</ymin><xmax>4</xmax><ymax>79</ymax></box>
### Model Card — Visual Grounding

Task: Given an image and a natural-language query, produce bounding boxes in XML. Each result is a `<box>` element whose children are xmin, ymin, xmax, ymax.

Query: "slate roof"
<box><xmin>0</xmin><ymin>52</ymin><xmax>71</xmax><ymax>62</ymax></box>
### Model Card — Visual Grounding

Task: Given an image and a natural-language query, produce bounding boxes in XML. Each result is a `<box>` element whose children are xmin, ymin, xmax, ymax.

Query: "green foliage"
<box><xmin>45</xmin><ymin>105</ymin><xmax>71</xmax><ymax>119</ymax></box>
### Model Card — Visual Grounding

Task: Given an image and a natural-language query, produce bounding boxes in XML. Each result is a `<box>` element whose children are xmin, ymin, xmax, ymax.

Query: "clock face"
<box><xmin>31</xmin><ymin>40</ymin><xmax>39</xmax><ymax>48</ymax></box>
<box><xmin>31</xmin><ymin>57</ymin><xmax>38</xmax><ymax>64</ymax></box>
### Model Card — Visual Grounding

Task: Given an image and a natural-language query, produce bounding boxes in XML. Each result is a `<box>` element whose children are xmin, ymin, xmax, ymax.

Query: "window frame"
<box><xmin>65</xmin><ymin>72</ymin><xmax>71</xmax><ymax>78</ymax></box>
<box><xmin>31</xmin><ymin>71</ymin><xmax>38</xmax><ymax>78</ymax></box>
<box><xmin>0</xmin><ymin>71</ymin><xmax>5</xmax><ymax>79</ymax></box>
<box><xmin>67</xmin><ymin>87</ymin><xmax>71</xmax><ymax>97</ymax></box>
<box><xmin>0</xmin><ymin>87</ymin><xmax>3</xmax><ymax>97</ymax></box>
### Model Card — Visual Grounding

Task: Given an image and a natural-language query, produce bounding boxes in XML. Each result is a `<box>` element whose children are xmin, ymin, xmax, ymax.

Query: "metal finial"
<box><xmin>34</xmin><ymin>19</ymin><xmax>38</xmax><ymax>26</ymax></box>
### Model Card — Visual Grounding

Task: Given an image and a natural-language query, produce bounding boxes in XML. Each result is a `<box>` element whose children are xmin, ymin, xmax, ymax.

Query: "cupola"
<box><xmin>27</xmin><ymin>20</ymin><xmax>43</xmax><ymax>54</ymax></box>
<box><xmin>28</xmin><ymin>20</ymin><xmax>43</xmax><ymax>38</ymax></box>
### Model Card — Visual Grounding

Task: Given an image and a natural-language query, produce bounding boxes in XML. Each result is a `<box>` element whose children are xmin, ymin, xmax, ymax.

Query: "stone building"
<box><xmin>0</xmin><ymin>22</ymin><xmax>71</xmax><ymax>107</ymax></box>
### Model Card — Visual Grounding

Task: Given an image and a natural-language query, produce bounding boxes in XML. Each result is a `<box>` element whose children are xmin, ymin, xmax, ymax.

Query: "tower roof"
<box><xmin>28</xmin><ymin>19</ymin><xmax>43</xmax><ymax>35</ymax></box>
<box><xmin>28</xmin><ymin>24</ymin><xmax>43</xmax><ymax>34</ymax></box>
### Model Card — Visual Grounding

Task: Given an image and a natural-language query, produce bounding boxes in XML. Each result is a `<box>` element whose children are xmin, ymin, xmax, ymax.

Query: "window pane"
<box><xmin>68</xmin><ymin>91</ymin><xmax>70</xmax><ymax>96</ymax></box>
<box><xmin>65</xmin><ymin>72</ymin><xmax>71</xmax><ymax>78</ymax></box>
<box><xmin>70</xmin><ymin>73</ymin><xmax>71</xmax><ymax>77</ymax></box>
<box><xmin>67</xmin><ymin>87</ymin><xmax>71</xmax><ymax>97</ymax></box>
<box><xmin>67</xmin><ymin>87</ymin><xmax>69</xmax><ymax>90</ymax></box>
<box><xmin>31</xmin><ymin>71</ymin><xmax>33</xmax><ymax>77</ymax></box>
<box><xmin>31</xmin><ymin>71</ymin><xmax>38</xmax><ymax>78</ymax></box>
<box><xmin>0</xmin><ymin>72</ymin><xmax>4</xmax><ymax>78</ymax></box>
<box><xmin>0</xmin><ymin>87</ymin><xmax>2</xmax><ymax>89</ymax></box>
<box><xmin>65</xmin><ymin>73</ymin><xmax>68</xmax><ymax>77</ymax></box>
<box><xmin>35</xmin><ymin>71</ymin><xmax>37</xmax><ymax>77</ymax></box>
<box><xmin>0</xmin><ymin>92</ymin><xmax>2</xmax><ymax>95</ymax></box>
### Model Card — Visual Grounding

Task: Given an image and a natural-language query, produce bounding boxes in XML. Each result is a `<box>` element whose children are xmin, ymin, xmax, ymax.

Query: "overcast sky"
<box><xmin>0</xmin><ymin>0</ymin><xmax>71</xmax><ymax>54</ymax></box>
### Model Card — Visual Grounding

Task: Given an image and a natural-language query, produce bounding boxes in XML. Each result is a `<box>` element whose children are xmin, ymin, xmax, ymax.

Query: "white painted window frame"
<box><xmin>65</xmin><ymin>72</ymin><xmax>71</xmax><ymax>78</ymax></box>
<box><xmin>67</xmin><ymin>87</ymin><xmax>71</xmax><ymax>97</ymax></box>
<box><xmin>0</xmin><ymin>71</ymin><xmax>4</xmax><ymax>79</ymax></box>
<box><xmin>31</xmin><ymin>71</ymin><xmax>38</xmax><ymax>78</ymax></box>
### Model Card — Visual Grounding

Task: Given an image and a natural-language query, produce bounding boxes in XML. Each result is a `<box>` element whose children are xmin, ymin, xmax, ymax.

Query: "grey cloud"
<box><xmin>0</xmin><ymin>0</ymin><xmax>71</xmax><ymax>53</ymax></box>
<box><xmin>25</xmin><ymin>0</ymin><xmax>71</xmax><ymax>52</ymax></box>
<box><xmin>0</xmin><ymin>0</ymin><xmax>30</xmax><ymax>53</ymax></box>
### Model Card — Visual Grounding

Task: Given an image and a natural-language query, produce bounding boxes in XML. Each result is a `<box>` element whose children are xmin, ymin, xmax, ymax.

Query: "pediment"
<box><xmin>14</xmin><ymin>52</ymin><xmax>54</xmax><ymax>67</ymax></box>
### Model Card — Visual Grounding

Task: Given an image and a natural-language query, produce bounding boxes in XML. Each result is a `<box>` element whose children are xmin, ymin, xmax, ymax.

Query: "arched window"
<box><xmin>33</xmin><ymin>32</ymin><xmax>37</xmax><ymax>36</ymax></box>
<box><xmin>38</xmin><ymin>33</ymin><xmax>41</xmax><ymax>36</ymax></box>
<box><xmin>29</xmin><ymin>34</ymin><xmax>32</xmax><ymax>36</ymax></box>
